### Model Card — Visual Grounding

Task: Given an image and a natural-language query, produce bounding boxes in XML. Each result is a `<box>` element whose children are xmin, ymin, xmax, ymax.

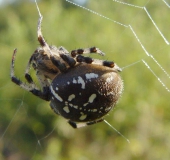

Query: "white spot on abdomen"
<box><xmin>85</xmin><ymin>73</ymin><xmax>98</xmax><ymax>80</ymax></box>
<box><xmin>79</xmin><ymin>114</ymin><xmax>87</xmax><ymax>120</ymax></box>
<box><xmin>73</xmin><ymin>78</ymin><xmax>77</xmax><ymax>84</ymax></box>
<box><xmin>89</xmin><ymin>94</ymin><xmax>97</xmax><ymax>103</ymax></box>
<box><xmin>72</xmin><ymin>77</ymin><xmax>85</xmax><ymax>89</ymax></box>
<box><xmin>73</xmin><ymin>105</ymin><xmax>78</xmax><ymax>109</ymax></box>
<box><xmin>92</xmin><ymin>109</ymin><xmax>97</xmax><ymax>112</ymax></box>
<box><xmin>83</xmin><ymin>103</ymin><xmax>88</xmax><ymax>107</ymax></box>
<box><xmin>63</xmin><ymin>106</ymin><xmax>70</xmax><ymax>113</ymax></box>
<box><xmin>50</xmin><ymin>86</ymin><xmax>63</xmax><ymax>102</ymax></box>
<box><xmin>83</xmin><ymin>94</ymin><xmax>97</xmax><ymax>107</ymax></box>
<box><xmin>78</xmin><ymin>76</ymin><xmax>85</xmax><ymax>89</ymax></box>
<box><xmin>68</xmin><ymin>94</ymin><xmax>75</xmax><ymax>101</ymax></box>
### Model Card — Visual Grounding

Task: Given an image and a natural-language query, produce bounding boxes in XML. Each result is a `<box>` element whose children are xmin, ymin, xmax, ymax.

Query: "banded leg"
<box><xmin>60</xmin><ymin>54</ymin><xmax>76</xmax><ymax>67</ymax></box>
<box><xmin>57</xmin><ymin>46</ymin><xmax>76</xmax><ymax>67</ymax></box>
<box><xmin>35</xmin><ymin>0</ymin><xmax>53</xmax><ymax>55</ymax></box>
<box><xmin>68</xmin><ymin>119</ymin><xmax>104</xmax><ymax>128</ymax></box>
<box><xmin>50</xmin><ymin>48</ymin><xmax>77</xmax><ymax>71</ymax></box>
<box><xmin>92</xmin><ymin>58</ymin><xmax>122</xmax><ymax>71</ymax></box>
<box><xmin>36</xmin><ymin>70</ymin><xmax>51</xmax><ymax>96</ymax></box>
<box><xmin>76</xmin><ymin>55</ymin><xmax>93</xmax><ymax>64</ymax></box>
<box><xmin>11</xmin><ymin>49</ymin><xmax>50</xmax><ymax>101</ymax></box>
<box><xmin>75</xmin><ymin>54</ymin><xmax>122</xmax><ymax>71</ymax></box>
<box><xmin>25</xmin><ymin>53</ymin><xmax>39</xmax><ymax>89</ymax></box>
<box><xmin>24</xmin><ymin>50</ymin><xmax>51</xmax><ymax>89</ymax></box>
<box><xmin>71</xmin><ymin>47</ymin><xmax>105</xmax><ymax>57</ymax></box>
<box><xmin>50</xmin><ymin>55</ymin><xmax>68</xmax><ymax>72</ymax></box>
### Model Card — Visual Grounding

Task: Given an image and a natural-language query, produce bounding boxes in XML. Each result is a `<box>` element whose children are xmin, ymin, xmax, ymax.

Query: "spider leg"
<box><xmin>50</xmin><ymin>55</ymin><xmax>68</xmax><ymax>72</ymax></box>
<box><xmin>24</xmin><ymin>54</ymin><xmax>38</xmax><ymax>87</ymax></box>
<box><xmin>50</xmin><ymin>49</ymin><xmax>77</xmax><ymax>72</ymax></box>
<box><xmin>58</xmin><ymin>46</ymin><xmax>69</xmax><ymax>54</ymax></box>
<box><xmin>11</xmin><ymin>49</ymin><xmax>51</xmax><ymax>101</ymax></box>
<box><xmin>35</xmin><ymin>0</ymin><xmax>53</xmax><ymax>55</ymax></box>
<box><xmin>36</xmin><ymin>70</ymin><xmax>51</xmax><ymax>94</ymax></box>
<box><xmin>68</xmin><ymin>119</ymin><xmax>104</xmax><ymax>128</ymax></box>
<box><xmin>76</xmin><ymin>55</ymin><xmax>93</xmax><ymax>64</ymax></box>
<box><xmin>58</xmin><ymin>46</ymin><xmax>77</xmax><ymax>67</ymax></box>
<box><xmin>60</xmin><ymin>54</ymin><xmax>76</xmax><ymax>67</ymax></box>
<box><xmin>24</xmin><ymin>51</ymin><xmax>51</xmax><ymax>88</ymax></box>
<box><xmin>71</xmin><ymin>47</ymin><xmax>105</xmax><ymax>57</ymax></box>
<box><xmin>76</xmin><ymin>54</ymin><xmax>122</xmax><ymax>71</ymax></box>
<box><xmin>24</xmin><ymin>50</ymin><xmax>51</xmax><ymax>96</ymax></box>
<box><xmin>92</xmin><ymin>59</ymin><xmax>122</xmax><ymax>71</ymax></box>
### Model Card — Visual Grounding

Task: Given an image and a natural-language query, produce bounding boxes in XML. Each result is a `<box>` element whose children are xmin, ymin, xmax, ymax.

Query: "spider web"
<box><xmin>0</xmin><ymin>0</ymin><xmax>170</xmax><ymax>160</ymax></box>
<box><xmin>67</xmin><ymin>0</ymin><xmax>170</xmax><ymax>92</ymax></box>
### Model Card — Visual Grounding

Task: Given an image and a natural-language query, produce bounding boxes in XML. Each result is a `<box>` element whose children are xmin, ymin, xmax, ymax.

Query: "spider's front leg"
<box><xmin>24</xmin><ymin>50</ymin><xmax>51</xmax><ymax>100</ymax></box>
<box><xmin>10</xmin><ymin>49</ymin><xmax>51</xmax><ymax>101</ymax></box>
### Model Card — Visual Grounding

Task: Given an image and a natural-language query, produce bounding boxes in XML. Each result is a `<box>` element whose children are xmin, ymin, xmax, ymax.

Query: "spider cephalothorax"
<box><xmin>10</xmin><ymin>1</ymin><xmax>123</xmax><ymax>128</ymax></box>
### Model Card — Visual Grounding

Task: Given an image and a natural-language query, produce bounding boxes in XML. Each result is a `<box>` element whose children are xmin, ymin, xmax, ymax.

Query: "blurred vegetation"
<box><xmin>0</xmin><ymin>0</ymin><xmax>170</xmax><ymax>160</ymax></box>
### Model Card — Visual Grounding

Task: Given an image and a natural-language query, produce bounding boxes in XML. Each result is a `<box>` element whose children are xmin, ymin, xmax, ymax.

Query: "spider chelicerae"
<box><xmin>10</xmin><ymin>1</ymin><xmax>123</xmax><ymax>128</ymax></box>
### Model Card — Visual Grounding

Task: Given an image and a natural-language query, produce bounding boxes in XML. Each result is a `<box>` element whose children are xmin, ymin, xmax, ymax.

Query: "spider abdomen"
<box><xmin>50</xmin><ymin>64</ymin><xmax>123</xmax><ymax>122</ymax></box>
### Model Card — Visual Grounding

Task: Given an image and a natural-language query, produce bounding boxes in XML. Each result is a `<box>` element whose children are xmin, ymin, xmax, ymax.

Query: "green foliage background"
<box><xmin>0</xmin><ymin>0</ymin><xmax>170</xmax><ymax>160</ymax></box>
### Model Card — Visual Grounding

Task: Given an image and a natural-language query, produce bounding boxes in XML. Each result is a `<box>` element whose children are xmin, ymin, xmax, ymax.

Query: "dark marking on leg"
<box><xmin>68</xmin><ymin>120</ymin><xmax>77</xmax><ymax>128</ymax></box>
<box><xmin>25</xmin><ymin>73</ymin><xmax>33</xmax><ymax>83</ymax></box>
<box><xmin>50</xmin><ymin>55</ymin><xmax>67</xmax><ymax>72</ymax></box>
<box><xmin>11</xmin><ymin>77</ymin><xmax>22</xmax><ymax>85</ymax></box>
<box><xmin>77</xmin><ymin>49</ymin><xmax>84</xmax><ymax>54</ymax></box>
<box><xmin>103</xmin><ymin>61</ymin><xmax>115</xmax><ymax>68</ymax></box>
<box><xmin>76</xmin><ymin>55</ymin><xmax>93</xmax><ymax>64</ymax></box>
<box><xmin>90</xmin><ymin>47</ymin><xmax>97</xmax><ymax>53</ymax></box>
<box><xmin>30</xmin><ymin>88</ymin><xmax>50</xmax><ymax>101</ymax></box>
<box><xmin>60</xmin><ymin>54</ymin><xmax>76</xmax><ymax>67</ymax></box>
<box><xmin>38</xmin><ymin>36</ymin><xmax>46</xmax><ymax>47</ymax></box>
<box><xmin>71</xmin><ymin>50</ymin><xmax>77</xmax><ymax>57</ymax></box>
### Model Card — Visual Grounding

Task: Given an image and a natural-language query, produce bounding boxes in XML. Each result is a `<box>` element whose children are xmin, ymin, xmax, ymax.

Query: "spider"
<box><xmin>10</xmin><ymin>1</ymin><xmax>123</xmax><ymax>128</ymax></box>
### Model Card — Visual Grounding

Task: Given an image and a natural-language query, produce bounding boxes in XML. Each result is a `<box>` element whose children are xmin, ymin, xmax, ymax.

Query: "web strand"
<box><xmin>66</xmin><ymin>0</ymin><xmax>128</xmax><ymax>27</ymax></box>
<box><xmin>162</xmin><ymin>0</ymin><xmax>170</xmax><ymax>8</ymax></box>
<box><xmin>68</xmin><ymin>0</ymin><xmax>170</xmax><ymax>92</ymax></box>
<box><xmin>104</xmin><ymin>120</ymin><xmax>130</xmax><ymax>143</ymax></box>
<box><xmin>2</xmin><ymin>1</ymin><xmax>170</xmax><ymax>158</ymax></box>
<box><xmin>112</xmin><ymin>0</ymin><xmax>169</xmax><ymax>45</ymax></box>
<box><xmin>142</xmin><ymin>60</ymin><xmax>170</xmax><ymax>92</ymax></box>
